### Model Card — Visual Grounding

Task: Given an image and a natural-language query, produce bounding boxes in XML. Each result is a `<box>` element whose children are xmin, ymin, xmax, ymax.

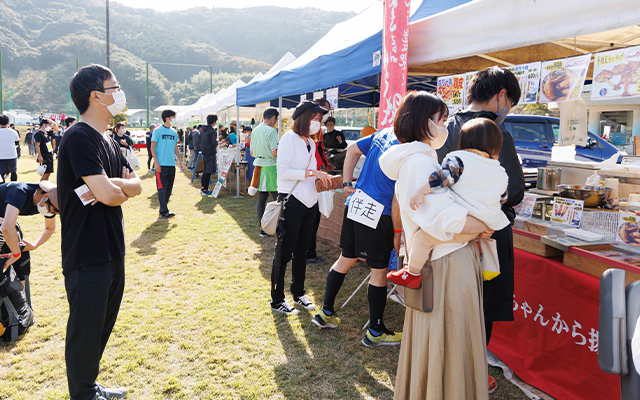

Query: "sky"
<box><xmin>117</xmin><ymin>0</ymin><xmax>379</xmax><ymax>13</ymax></box>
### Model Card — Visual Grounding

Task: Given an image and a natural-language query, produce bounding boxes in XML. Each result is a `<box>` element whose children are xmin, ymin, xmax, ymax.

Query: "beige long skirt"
<box><xmin>394</xmin><ymin>242</ymin><xmax>488</xmax><ymax>400</ymax></box>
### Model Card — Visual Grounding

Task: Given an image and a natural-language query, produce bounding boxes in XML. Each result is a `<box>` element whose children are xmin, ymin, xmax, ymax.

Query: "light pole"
<box><xmin>106</xmin><ymin>0</ymin><xmax>110</xmax><ymax>68</ymax></box>
<box><xmin>0</xmin><ymin>52</ymin><xmax>3</xmax><ymax>113</ymax></box>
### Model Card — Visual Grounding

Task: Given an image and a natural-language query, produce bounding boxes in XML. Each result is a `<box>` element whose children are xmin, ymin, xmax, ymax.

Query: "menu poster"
<box><xmin>326</xmin><ymin>88</ymin><xmax>339</xmax><ymax>109</ymax></box>
<box><xmin>540</xmin><ymin>54</ymin><xmax>592</xmax><ymax>103</ymax></box>
<box><xmin>591</xmin><ymin>45</ymin><xmax>640</xmax><ymax>101</ymax></box>
<box><xmin>462</xmin><ymin>71</ymin><xmax>478</xmax><ymax>107</ymax></box>
<box><xmin>551</xmin><ymin>197</ymin><xmax>584</xmax><ymax>227</ymax></box>
<box><xmin>437</xmin><ymin>74</ymin><xmax>465</xmax><ymax>113</ymax></box>
<box><xmin>514</xmin><ymin>194</ymin><xmax>538</xmax><ymax>220</ymax></box>
<box><xmin>313</xmin><ymin>91</ymin><xmax>324</xmax><ymax>100</ymax></box>
<box><xmin>617</xmin><ymin>213</ymin><xmax>640</xmax><ymax>248</ymax></box>
<box><xmin>506</xmin><ymin>62</ymin><xmax>542</xmax><ymax>104</ymax></box>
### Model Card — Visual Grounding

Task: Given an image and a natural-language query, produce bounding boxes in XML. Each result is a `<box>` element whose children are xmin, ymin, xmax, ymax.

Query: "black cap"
<box><xmin>292</xmin><ymin>100</ymin><xmax>328</xmax><ymax>120</ymax></box>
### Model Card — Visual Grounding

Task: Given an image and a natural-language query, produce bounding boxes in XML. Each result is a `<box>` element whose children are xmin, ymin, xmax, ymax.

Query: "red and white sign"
<box><xmin>377</xmin><ymin>0</ymin><xmax>411</xmax><ymax>129</ymax></box>
<box><xmin>490</xmin><ymin>248</ymin><xmax>620</xmax><ymax>400</ymax></box>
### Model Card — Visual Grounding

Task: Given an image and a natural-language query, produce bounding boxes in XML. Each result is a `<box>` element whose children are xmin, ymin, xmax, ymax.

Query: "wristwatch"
<box><xmin>343</xmin><ymin>182</ymin><xmax>353</xmax><ymax>187</ymax></box>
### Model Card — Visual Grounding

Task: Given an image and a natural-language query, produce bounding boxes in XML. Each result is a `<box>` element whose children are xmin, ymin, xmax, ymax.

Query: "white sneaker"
<box><xmin>271</xmin><ymin>300</ymin><xmax>299</xmax><ymax>315</ymax></box>
<box><xmin>294</xmin><ymin>295</ymin><xmax>316</xmax><ymax>311</ymax></box>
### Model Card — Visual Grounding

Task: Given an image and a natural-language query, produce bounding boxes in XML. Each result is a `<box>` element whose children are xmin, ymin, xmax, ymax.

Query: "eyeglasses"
<box><xmin>102</xmin><ymin>85</ymin><xmax>121</xmax><ymax>91</ymax></box>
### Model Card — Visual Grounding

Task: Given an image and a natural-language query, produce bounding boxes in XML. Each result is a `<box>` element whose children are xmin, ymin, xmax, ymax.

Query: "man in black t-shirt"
<box><xmin>1</xmin><ymin>181</ymin><xmax>59</xmax><ymax>298</ymax></box>
<box><xmin>323</xmin><ymin>117</ymin><xmax>347</xmax><ymax>169</ymax></box>
<box><xmin>58</xmin><ymin>64</ymin><xmax>142</xmax><ymax>400</ymax></box>
<box><xmin>145</xmin><ymin>124</ymin><xmax>155</xmax><ymax>171</ymax></box>
<box><xmin>33</xmin><ymin>119</ymin><xmax>54</xmax><ymax>181</ymax></box>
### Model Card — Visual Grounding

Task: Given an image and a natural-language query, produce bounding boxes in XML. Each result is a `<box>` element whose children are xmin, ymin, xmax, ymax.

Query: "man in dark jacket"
<box><xmin>436</xmin><ymin>66</ymin><xmax>525</xmax><ymax>393</ymax></box>
<box><xmin>199</xmin><ymin>114</ymin><xmax>218</xmax><ymax>196</ymax></box>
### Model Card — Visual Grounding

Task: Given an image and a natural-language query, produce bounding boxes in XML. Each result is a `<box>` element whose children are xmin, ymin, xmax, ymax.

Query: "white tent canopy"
<box><xmin>408</xmin><ymin>0</ymin><xmax>640</xmax><ymax>77</ymax></box>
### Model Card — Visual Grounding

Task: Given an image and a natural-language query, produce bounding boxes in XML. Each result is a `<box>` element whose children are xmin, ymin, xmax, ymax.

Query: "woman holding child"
<box><xmin>380</xmin><ymin>91</ymin><xmax>507</xmax><ymax>399</ymax></box>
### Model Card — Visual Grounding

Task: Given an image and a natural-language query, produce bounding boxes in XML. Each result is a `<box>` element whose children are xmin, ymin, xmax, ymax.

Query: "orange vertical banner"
<box><xmin>378</xmin><ymin>0</ymin><xmax>411</xmax><ymax>129</ymax></box>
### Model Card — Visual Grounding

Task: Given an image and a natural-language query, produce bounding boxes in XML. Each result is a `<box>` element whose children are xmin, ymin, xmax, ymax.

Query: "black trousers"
<box><xmin>271</xmin><ymin>195</ymin><xmax>318</xmax><ymax>306</ymax></box>
<box><xmin>155</xmin><ymin>166</ymin><xmax>176</xmax><ymax>215</ymax></box>
<box><xmin>484</xmin><ymin>225</ymin><xmax>515</xmax><ymax>324</ymax></box>
<box><xmin>64</xmin><ymin>259</ymin><xmax>125</xmax><ymax>400</ymax></box>
<box><xmin>257</xmin><ymin>191</ymin><xmax>277</xmax><ymax>229</ymax></box>
<box><xmin>307</xmin><ymin>208</ymin><xmax>322</xmax><ymax>259</ymax></box>
<box><xmin>146</xmin><ymin>141</ymin><xmax>153</xmax><ymax>169</ymax></box>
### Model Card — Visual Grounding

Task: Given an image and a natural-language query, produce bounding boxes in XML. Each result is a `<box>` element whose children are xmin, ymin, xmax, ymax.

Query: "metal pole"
<box><xmin>106</xmin><ymin>0</ymin><xmax>110</xmax><ymax>68</ymax></box>
<box><xmin>0</xmin><ymin>52</ymin><xmax>3</xmax><ymax>113</ymax></box>
<box><xmin>76</xmin><ymin>59</ymin><xmax>80</xmax><ymax>119</ymax></box>
<box><xmin>146</xmin><ymin>62</ymin><xmax>149</xmax><ymax>126</ymax></box>
<box><xmin>235</xmin><ymin>104</ymin><xmax>242</xmax><ymax>198</ymax></box>
<box><xmin>209</xmin><ymin>66</ymin><xmax>213</xmax><ymax>94</ymax></box>
<box><xmin>278</xmin><ymin>97</ymin><xmax>282</xmax><ymax>137</ymax></box>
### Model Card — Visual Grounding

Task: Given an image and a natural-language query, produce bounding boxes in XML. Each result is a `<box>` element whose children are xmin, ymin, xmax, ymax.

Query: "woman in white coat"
<box><xmin>380</xmin><ymin>91</ymin><xmax>492</xmax><ymax>400</ymax></box>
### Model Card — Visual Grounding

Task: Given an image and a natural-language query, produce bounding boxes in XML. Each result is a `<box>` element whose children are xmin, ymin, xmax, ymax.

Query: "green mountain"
<box><xmin>0</xmin><ymin>0</ymin><xmax>353</xmax><ymax>112</ymax></box>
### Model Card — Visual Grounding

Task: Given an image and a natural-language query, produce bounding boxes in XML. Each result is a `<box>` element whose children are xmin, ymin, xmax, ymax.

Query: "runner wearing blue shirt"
<box><xmin>312</xmin><ymin>127</ymin><xmax>403</xmax><ymax>347</ymax></box>
<box><xmin>151</xmin><ymin>110</ymin><xmax>183</xmax><ymax>218</ymax></box>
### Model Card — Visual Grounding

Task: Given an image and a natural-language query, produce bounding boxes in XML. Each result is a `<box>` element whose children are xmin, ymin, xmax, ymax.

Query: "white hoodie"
<box><xmin>380</xmin><ymin>141</ymin><xmax>469</xmax><ymax>261</ymax></box>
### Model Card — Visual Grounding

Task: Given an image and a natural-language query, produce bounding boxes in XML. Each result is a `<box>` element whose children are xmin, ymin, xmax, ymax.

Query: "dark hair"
<box><xmin>466</xmin><ymin>67</ymin><xmax>521</xmax><ymax>106</ymax></box>
<box><xmin>206</xmin><ymin>114</ymin><xmax>218</xmax><ymax>125</ymax></box>
<box><xmin>317</xmin><ymin>98</ymin><xmax>330</xmax><ymax>109</ymax></box>
<box><xmin>70</xmin><ymin>64</ymin><xmax>114</xmax><ymax>115</ymax></box>
<box><xmin>325</xmin><ymin>116</ymin><xmax>336</xmax><ymax>125</ymax></box>
<box><xmin>149</xmin><ymin>124</ymin><xmax>155</xmax><ymax>129</ymax></box>
<box><xmin>263</xmin><ymin>108</ymin><xmax>279</xmax><ymax>120</ymax></box>
<box><xmin>113</xmin><ymin>122</ymin><xmax>125</xmax><ymax>134</ymax></box>
<box><xmin>0</xmin><ymin>114</ymin><xmax>8</xmax><ymax>125</ymax></box>
<box><xmin>291</xmin><ymin>110</ymin><xmax>319</xmax><ymax>138</ymax></box>
<box><xmin>65</xmin><ymin>117</ymin><xmax>76</xmax><ymax>127</ymax></box>
<box><xmin>40</xmin><ymin>118</ymin><xmax>51</xmax><ymax>126</ymax></box>
<box><xmin>394</xmin><ymin>91</ymin><xmax>448</xmax><ymax>144</ymax></box>
<box><xmin>458</xmin><ymin>118</ymin><xmax>503</xmax><ymax>157</ymax></box>
<box><xmin>9</xmin><ymin>123</ymin><xmax>15</xmax><ymax>127</ymax></box>
<box><xmin>243</xmin><ymin>126</ymin><xmax>252</xmax><ymax>132</ymax></box>
<box><xmin>161</xmin><ymin>109</ymin><xmax>176</xmax><ymax>122</ymax></box>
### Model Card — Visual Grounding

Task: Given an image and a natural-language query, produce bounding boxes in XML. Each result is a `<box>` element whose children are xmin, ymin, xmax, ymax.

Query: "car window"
<box><xmin>511</xmin><ymin>122</ymin><xmax>549</xmax><ymax>142</ymax></box>
<box><xmin>342</xmin><ymin>129</ymin><xmax>361</xmax><ymax>141</ymax></box>
<box><xmin>551</xmin><ymin>124</ymin><xmax>559</xmax><ymax>143</ymax></box>
<box><xmin>588</xmin><ymin>132</ymin><xmax>605</xmax><ymax>149</ymax></box>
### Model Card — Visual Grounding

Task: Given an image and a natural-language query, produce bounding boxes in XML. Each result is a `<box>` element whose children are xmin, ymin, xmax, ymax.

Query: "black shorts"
<box><xmin>0</xmin><ymin>159</ymin><xmax>17</xmax><ymax>175</ymax></box>
<box><xmin>339</xmin><ymin>206</ymin><xmax>394</xmax><ymax>269</ymax></box>
<box><xmin>42</xmin><ymin>156</ymin><xmax>54</xmax><ymax>174</ymax></box>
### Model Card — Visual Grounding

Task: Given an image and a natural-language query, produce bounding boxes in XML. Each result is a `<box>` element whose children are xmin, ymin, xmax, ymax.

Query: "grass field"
<box><xmin>0</xmin><ymin>140</ymin><xmax>529</xmax><ymax>400</ymax></box>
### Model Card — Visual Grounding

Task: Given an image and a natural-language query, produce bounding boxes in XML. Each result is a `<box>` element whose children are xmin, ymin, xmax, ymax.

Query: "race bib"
<box><xmin>46</xmin><ymin>142</ymin><xmax>53</xmax><ymax>153</ymax></box>
<box><xmin>347</xmin><ymin>189</ymin><xmax>384</xmax><ymax>229</ymax></box>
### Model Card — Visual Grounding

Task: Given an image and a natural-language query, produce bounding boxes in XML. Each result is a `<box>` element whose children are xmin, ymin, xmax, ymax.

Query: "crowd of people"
<box><xmin>0</xmin><ymin>62</ymin><xmax>526</xmax><ymax>400</ymax></box>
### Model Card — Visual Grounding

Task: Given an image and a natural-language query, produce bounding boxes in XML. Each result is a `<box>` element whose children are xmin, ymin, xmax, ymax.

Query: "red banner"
<box><xmin>378</xmin><ymin>0</ymin><xmax>410</xmax><ymax>129</ymax></box>
<box><xmin>490</xmin><ymin>249</ymin><xmax>620</xmax><ymax>400</ymax></box>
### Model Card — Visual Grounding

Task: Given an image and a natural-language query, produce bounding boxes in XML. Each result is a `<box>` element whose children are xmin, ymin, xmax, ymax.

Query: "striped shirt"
<box><xmin>251</xmin><ymin>124</ymin><xmax>279</xmax><ymax>167</ymax></box>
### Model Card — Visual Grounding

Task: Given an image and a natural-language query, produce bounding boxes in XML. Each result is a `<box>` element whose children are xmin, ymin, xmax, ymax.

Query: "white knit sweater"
<box><xmin>444</xmin><ymin>150</ymin><xmax>510</xmax><ymax>231</ymax></box>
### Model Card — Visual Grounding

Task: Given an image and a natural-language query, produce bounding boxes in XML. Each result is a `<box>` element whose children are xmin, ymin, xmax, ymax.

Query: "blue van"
<box><xmin>504</xmin><ymin>115</ymin><xmax>622</xmax><ymax>168</ymax></box>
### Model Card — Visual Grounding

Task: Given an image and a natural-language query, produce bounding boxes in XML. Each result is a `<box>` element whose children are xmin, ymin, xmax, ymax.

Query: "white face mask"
<box><xmin>98</xmin><ymin>90</ymin><xmax>127</xmax><ymax>116</ymax></box>
<box><xmin>171</xmin><ymin>118</ymin><xmax>176</xmax><ymax>125</ymax></box>
<box><xmin>322</xmin><ymin>114</ymin><xmax>329</xmax><ymax>123</ymax></box>
<box><xmin>309</xmin><ymin>120</ymin><xmax>321</xmax><ymax>135</ymax></box>
<box><xmin>495</xmin><ymin>94</ymin><xmax>509</xmax><ymax>125</ymax></box>
<box><xmin>45</xmin><ymin>126</ymin><xmax>52</xmax><ymax>132</ymax></box>
<box><xmin>37</xmin><ymin>198</ymin><xmax>54</xmax><ymax>218</ymax></box>
<box><xmin>428</xmin><ymin>119</ymin><xmax>449</xmax><ymax>150</ymax></box>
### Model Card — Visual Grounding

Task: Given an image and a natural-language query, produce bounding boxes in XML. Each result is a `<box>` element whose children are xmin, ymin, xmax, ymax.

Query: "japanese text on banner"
<box><xmin>378</xmin><ymin>0</ymin><xmax>411</xmax><ymax>129</ymax></box>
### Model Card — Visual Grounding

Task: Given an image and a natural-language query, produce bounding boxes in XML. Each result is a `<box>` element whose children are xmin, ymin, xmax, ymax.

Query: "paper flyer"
<box><xmin>514</xmin><ymin>194</ymin><xmax>537</xmax><ymax>220</ymax></box>
<box><xmin>591</xmin><ymin>45</ymin><xmax>640</xmax><ymax>100</ymax></box>
<box><xmin>437</xmin><ymin>74</ymin><xmax>465</xmax><ymax>113</ymax></box>
<box><xmin>550</xmin><ymin>197</ymin><xmax>584</xmax><ymax>227</ymax></box>
<box><xmin>540</xmin><ymin>54</ymin><xmax>592</xmax><ymax>103</ymax></box>
<box><xmin>506</xmin><ymin>62</ymin><xmax>542</xmax><ymax>104</ymax></box>
<box><xmin>462</xmin><ymin>71</ymin><xmax>478</xmax><ymax>107</ymax></box>
<box><xmin>326</xmin><ymin>88</ymin><xmax>339</xmax><ymax>109</ymax></box>
<box><xmin>313</xmin><ymin>91</ymin><xmax>324</xmax><ymax>100</ymax></box>
<box><xmin>618</xmin><ymin>213</ymin><xmax>640</xmax><ymax>248</ymax></box>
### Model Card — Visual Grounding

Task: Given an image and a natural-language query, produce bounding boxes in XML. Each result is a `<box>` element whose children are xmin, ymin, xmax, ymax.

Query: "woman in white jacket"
<box><xmin>270</xmin><ymin>100</ymin><xmax>332</xmax><ymax>315</ymax></box>
<box><xmin>379</xmin><ymin>91</ymin><xmax>492</xmax><ymax>400</ymax></box>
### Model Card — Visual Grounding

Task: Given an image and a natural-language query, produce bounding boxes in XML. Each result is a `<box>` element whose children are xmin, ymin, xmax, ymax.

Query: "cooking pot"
<box><xmin>537</xmin><ymin>167</ymin><xmax>562</xmax><ymax>191</ymax></box>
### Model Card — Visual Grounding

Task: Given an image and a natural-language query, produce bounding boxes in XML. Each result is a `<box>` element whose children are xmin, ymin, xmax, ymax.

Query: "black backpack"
<box><xmin>0</xmin><ymin>265</ymin><xmax>33</xmax><ymax>342</ymax></box>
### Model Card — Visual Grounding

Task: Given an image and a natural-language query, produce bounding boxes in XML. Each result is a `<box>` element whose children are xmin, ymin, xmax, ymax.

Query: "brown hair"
<box><xmin>393</xmin><ymin>91</ymin><xmax>449</xmax><ymax>144</ymax></box>
<box><xmin>458</xmin><ymin>118</ymin><xmax>503</xmax><ymax>157</ymax></box>
<box><xmin>291</xmin><ymin>110</ymin><xmax>320</xmax><ymax>138</ymax></box>
<box><xmin>112</xmin><ymin>122</ymin><xmax>125</xmax><ymax>134</ymax></box>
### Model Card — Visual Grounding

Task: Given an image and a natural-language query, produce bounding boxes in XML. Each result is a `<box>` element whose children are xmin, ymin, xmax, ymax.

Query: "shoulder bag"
<box><xmin>402</xmin><ymin>230</ymin><xmax>434</xmax><ymax>313</ymax></box>
<box><xmin>261</xmin><ymin>138</ymin><xmax>315</xmax><ymax>235</ymax></box>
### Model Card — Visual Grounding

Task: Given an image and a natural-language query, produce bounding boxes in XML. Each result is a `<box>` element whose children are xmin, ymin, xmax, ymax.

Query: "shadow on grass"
<box><xmin>195</xmin><ymin>196</ymin><xmax>218</xmax><ymax>214</ymax></box>
<box><xmin>130</xmin><ymin>219</ymin><xmax>177</xmax><ymax>256</ymax></box>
